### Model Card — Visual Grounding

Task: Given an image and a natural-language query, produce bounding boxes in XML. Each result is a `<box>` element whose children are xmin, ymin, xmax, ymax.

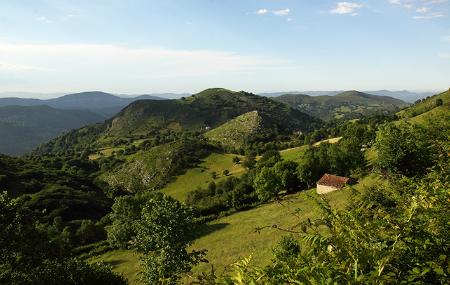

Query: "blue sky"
<box><xmin>0</xmin><ymin>0</ymin><xmax>449</xmax><ymax>95</ymax></box>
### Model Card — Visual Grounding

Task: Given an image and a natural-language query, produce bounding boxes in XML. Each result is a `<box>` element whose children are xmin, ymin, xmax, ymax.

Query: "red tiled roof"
<box><xmin>317</xmin><ymin>173</ymin><xmax>349</xmax><ymax>189</ymax></box>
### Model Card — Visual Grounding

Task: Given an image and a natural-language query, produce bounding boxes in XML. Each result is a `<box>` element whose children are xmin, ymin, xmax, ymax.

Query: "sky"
<box><xmin>0</xmin><ymin>0</ymin><xmax>449</xmax><ymax>96</ymax></box>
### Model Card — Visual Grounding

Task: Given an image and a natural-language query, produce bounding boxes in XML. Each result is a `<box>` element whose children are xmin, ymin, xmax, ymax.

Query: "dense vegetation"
<box><xmin>275</xmin><ymin>90</ymin><xmax>408</xmax><ymax>121</ymax></box>
<box><xmin>1</xmin><ymin>88</ymin><xmax>448</xmax><ymax>284</ymax></box>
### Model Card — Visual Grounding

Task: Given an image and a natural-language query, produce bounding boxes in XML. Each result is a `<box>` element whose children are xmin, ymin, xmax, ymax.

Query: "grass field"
<box><xmin>90</xmin><ymin>175</ymin><xmax>379</xmax><ymax>284</ymax></box>
<box><xmin>279</xmin><ymin>145</ymin><xmax>308</xmax><ymax>163</ymax></box>
<box><xmin>161</xmin><ymin>152</ymin><xmax>245</xmax><ymax>201</ymax></box>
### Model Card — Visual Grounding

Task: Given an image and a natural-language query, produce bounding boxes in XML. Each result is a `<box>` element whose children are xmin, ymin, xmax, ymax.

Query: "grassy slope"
<box><xmin>205</xmin><ymin>111</ymin><xmax>268</xmax><ymax>149</ymax></box>
<box><xmin>397</xmin><ymin>89</ymin><xmax>449</xmax><ymax>120</ymax></box>
<box><xmin>161</xmin><ymin>152</ymin><xmax>245</xmax><ymax>201</ymax></box>
<box><xmin>89</xmin><ymin>175</ymin><xmax>378</xmax><ymax>284</ymax></box>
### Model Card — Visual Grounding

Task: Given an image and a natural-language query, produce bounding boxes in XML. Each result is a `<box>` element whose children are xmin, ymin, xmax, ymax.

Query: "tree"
<box><xmin>0</xmin><ymin>192</ymin><xmax>126</xmax><ymax>285</ymax></box>
<box><xmin>375</xmin><ymin>122</ymin><xmax>433</xmax><ymax>176</ymax></box>
<box><xmin>273</xmin><ymin>160</ymin><xmax>300</xmax><ymax>193</ymax></box>
<box><xmin>253</xmin><ymin>167</ymin><xmax>280</xmax><ymax>202</ymax></box>
<box><xmin>222</xmin><ymin>169</ymin><xmax>230</xmax><ymax>176</ymax></box>
<box><xmin>242</xmin><ymin>152</ymin><xmax>257</xmax><ymax>169</ymax></box>
<box><xmin>232</xmin><ymin>156</ymin><xmax>240</xmax><ymax>164</ymax></box>
<box><xmin>107</xmin><ymin>193</ymin><xmax>206</xmax><ymax>284</ymax></box>
<box><xmin>435</xmin><ymin>98</ymin><xmax>443</xmax><ymax>107</ymax></box>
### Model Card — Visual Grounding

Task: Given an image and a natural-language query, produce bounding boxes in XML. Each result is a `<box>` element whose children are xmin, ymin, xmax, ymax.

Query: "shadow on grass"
<box><xmin>102</xmin><ymin>259</ymin><xmax>127</xmax><ymax>266</ymax></box>
<box><xmin>193</xmin><ymin>223</ymin><xmax>229</xmax><ymax>240</ymax></box>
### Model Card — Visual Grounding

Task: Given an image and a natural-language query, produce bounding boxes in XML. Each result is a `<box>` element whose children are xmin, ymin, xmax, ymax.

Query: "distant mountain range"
<box><xmin>0</xmin><ymin>105</ymin><xmax>105</xmax><ymax>155</ymax></box>
<box><xmin>261</xmin><ymin>90</ymin><xmax>436</xmax><ymax>103</ymax></box>
<box><xmin>0</xmin><ymin>91</ymin><xmax>171</xmax><ymax>117</ymax></box>
<box><xmin>36</xmin><ymin>88</ymin><xmax>320</xmax><ymax>155</ymax></box>
<box><xmin>0</xmin><ymin>91</ymin><xmax>175</xmax><ymax>155</ymax></box>
<box><xmin>0</xmin><ymin>88</ymin><xmax>427</xmax><ymax>155</ymax></box>
<box><xmin>274</xmin><ymin>90</ymin><xmax>409</xmax><ymax>121</ymax></box>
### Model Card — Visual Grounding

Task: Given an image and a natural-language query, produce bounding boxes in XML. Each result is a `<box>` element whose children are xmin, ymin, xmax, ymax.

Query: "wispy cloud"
<box><xmin>256</xmin><ymin>8</ymin><xmax>268</xmax><ymax>15</ymax></box>
<box><xmin>413</xmin><ymin>11</ymin><xmax>444</xmax><ymax>19</ymax></box>
<box><xmin>388</xmin><ymin>0</ymin><xmax>446</xmax><ymax>20</ymax></box>
<box><xmin>0</xmin><ymin>62</ymin><xmax>45</xmax><ymax>71</ymax></box>
<box><xmin>273</xmin><ymin>8</ymin><xmax>290</xmax><ymax>16</ymax></box>
<box><xmin>425</xmin><ymin>0</ymin><xmax>448</xmax><ymax>4</ymax></box>
<box><xmin>330</xmin><ymin>2</ymin><xmax>363</xmax><ymax>15</ymax></box>
<box><xmin>0</xmin><ymin>41</ymin><xmax>292</xmax><ymax>91</ymax></box>
<box><xmin>36</xmin><ymin>16</ymin><xmax>51</xmax><ymax>23</ymax></box>
<box><xmin>416</xmin><ymin>7</ymin><xmax>430</xmax><ymax>13</ymax></box>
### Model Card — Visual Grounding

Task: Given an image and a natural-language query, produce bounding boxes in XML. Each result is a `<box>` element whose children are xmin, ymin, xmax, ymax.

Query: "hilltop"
<box><xmin>274</xmin><ymin>90</ymin><xmax>408</xmax><ymax>120</ymax></box>
<box><xmin>38</xmin><ymin>88</ymin><xmax>319</xmax><ymax>155</ymax></box>
<box><xmin>107</xmin><ymin>88</ymin><xmax>318</xmax><ymax>136</ymax></box>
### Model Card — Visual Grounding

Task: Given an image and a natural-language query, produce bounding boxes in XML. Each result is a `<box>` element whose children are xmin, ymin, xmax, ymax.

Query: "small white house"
<box><xmin>316</xmin><ymin>173</ymin><xmax>350</xmax><ymax>194</ymax></box>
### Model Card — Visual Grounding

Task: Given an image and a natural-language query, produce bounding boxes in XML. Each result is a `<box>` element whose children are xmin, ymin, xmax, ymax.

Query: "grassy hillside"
<box><xmin>102</xmin><ymin>139</ymin><xmax>211</xmax><ymax>193</ymax></box>
<box><xmin>162</xmin><ymin>152</ymin><xmax>245</xmax><ymax>201</ymax></box>
<box><xmin>275</xmin><ymin>90</ymin><xmax>408</xmax><ymax>121</ymax></box>
<box><xmin>204</xmin><ymin>111</ymin><xmax>273</xmax><ymax>149</ymax></box>
<box><xmin>397</xmin><ymin>89</ymin><xmax>450</xmax><ymax>124</ymax></box>
<box><xmin>0</xmin><ymin>105</ymin><xmax>105</xmax><ymax>155</ymax></box>
<box><xmin>89</xmin><ymin>175</ymin><xmax>379</xmax><ymax>284</ymax></box>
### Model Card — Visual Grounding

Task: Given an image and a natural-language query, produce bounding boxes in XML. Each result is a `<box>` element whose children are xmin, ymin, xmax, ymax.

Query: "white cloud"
<box><xmin>413</xmin><ymin>12</ymin><xmax>444</xmax><ymax>19</ymax></box>
<box><xmin>425</xmin><ymin>0</ymin><xmax>448</xmax><ymax>4</ymax></box>
<box><xmin>416</xmin><ymin>7</ymin><xmax>430</xmax><ymax>12</ymax></box>
<box><xmin>0</xmin><ymin>62</ymin><xmax>45</xmax><ymax>71</ymax></box>
<box><xmin>273</xmin><ymin>8</ymin><xmax>290</xmax><ymax>16</ymax></box>
<box><xmin>330</xmin><ymin>2</ymin><xmax>363</xmax><ymax>15</ymax></box>
<box><xmin>0</xmin><ymin>41</ymin><xmax>291</xmax><ymax>92</ymax></box>
<box><xmin>256</xmin><ymin>9</ymin><xmax>268</xmax><ymax>15</ymax></box>
<box><xmin>36</xmin><ymin>16</ymin><xmax>51</xmax><ymax>23</ymax></box>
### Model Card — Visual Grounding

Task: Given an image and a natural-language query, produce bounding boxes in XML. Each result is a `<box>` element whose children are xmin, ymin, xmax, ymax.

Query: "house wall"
<box><xmin>317</xmin><ymin>184</ymin><xmax>338</xmax><ymax>194</ymax></box>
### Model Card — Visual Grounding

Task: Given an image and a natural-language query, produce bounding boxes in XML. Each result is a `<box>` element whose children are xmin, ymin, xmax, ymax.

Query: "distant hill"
<box><xmin>274</xmin><ymin>90</ymin><xmax>408</xmax><ymax>121</ymax></box>
<box><xmin>107</xmin><ymin>88</ymin><xmax>318</xmax><ymax>136</ymax></box>
<box><xmin>0</xmin><ymin>105</ymin><xmax>105</xmax><ymax>155</ymax></box>
<box><xmin>37</xmin><ymin>88</ymin><xmax>320</xmax><ymax>155</ymax></box>
<box><xmin>261</xmin><ymin>90</ymin><xmax>435</xmax><ymax>102</ymax></box>
<box><xmin>0</xmin><ymin>91</ymin><xmax>168</xmax><ymax>117</ymax></box>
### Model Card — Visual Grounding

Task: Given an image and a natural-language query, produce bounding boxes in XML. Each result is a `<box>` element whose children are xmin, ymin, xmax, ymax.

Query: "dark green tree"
<box><xmin>107</xmin><ymin>193</ymin><xmax>206</xmax><ymax>284</ymax></box>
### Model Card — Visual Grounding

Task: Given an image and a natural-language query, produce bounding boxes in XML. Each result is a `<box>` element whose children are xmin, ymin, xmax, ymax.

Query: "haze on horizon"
<box><xmin>0</xmin><ymin>0</ymin><xmax>449</xmax><ymax>97</ymax></box>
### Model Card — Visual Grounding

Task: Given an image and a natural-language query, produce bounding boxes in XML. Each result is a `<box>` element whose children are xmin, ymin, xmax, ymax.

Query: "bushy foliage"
<box><xmin>107</xmin><ymin>192</ymin><xmax>206</xmax><ymax>284</ymax></box>
<box><xmin>186</xmin><ymin>177</ymin><xmax>258</xmax><ymax>217</ymax></box>
<box><xmin>297</xmin><ymin>138</ymin><xmax>366</xmax><ymax>187</ymax></box>
<box><xmin>0</xmin><ymin>192</ymin><xmax>126</xmax><ymax>285</ymax></box>
<box><xmin>375</xmin><ymin>122</ymin><xmax>435</xmax><ymax>176</ymax></box>
<box><xmin>209</xmin><ymin>166</ymin><xmax>449</xmax><ymax>284</ymax></box>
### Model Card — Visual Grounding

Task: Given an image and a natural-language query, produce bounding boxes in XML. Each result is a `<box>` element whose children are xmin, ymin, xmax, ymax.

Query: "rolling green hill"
<box><xmin>36</xmin><ymin>88</ymin><xmax>319</xmax><ymax>160</ymax></box>
<box><xmin>0</xmin><ymin>105</ymin><xmax>105</xmax><ymax>155</ymax></box>
<box><xmin>275</xmin><ymin>90</ymin><xmax>408</xmax><ymax>121</ymax></box>
<box><xmin>107</xmin><ymin>88</ymin><xmax>318</xmax><ymax>137</ymax></box>
<box><xmin>397</xmin><ymin>89</ymin><xmax>450</xmax><ymax>124</ymax></box>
